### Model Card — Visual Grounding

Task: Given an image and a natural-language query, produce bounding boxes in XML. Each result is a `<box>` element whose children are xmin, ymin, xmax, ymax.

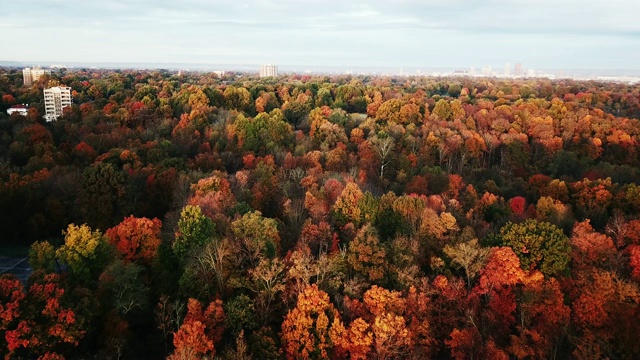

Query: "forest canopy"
<box><xmin>1</xmin><ymin>67</ymin><xmax>640</xmax><ymax>359</ymax></box>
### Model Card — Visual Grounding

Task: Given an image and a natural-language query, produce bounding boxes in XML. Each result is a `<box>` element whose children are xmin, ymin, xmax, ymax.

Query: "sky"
<box><xmin>2</xmin><ymin>0</ymin><xmax>640</xmax><ymax>70</ymax></box>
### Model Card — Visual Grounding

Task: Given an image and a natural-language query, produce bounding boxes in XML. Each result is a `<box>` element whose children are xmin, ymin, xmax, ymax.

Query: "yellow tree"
<box><xmin>392</xmin><ymin>195</ymin><xmax>427</xmax><ymax>235</ymax></box>
<box><xmin>332</xmin><ymin>286</ymin><xmax>419</xmax><ymax>359</ymax></box>
<box><xmin>56</xmin><ymin>224</ymin><xmax>112</xmax><ymax>284</ymax></box>
<box><xmin>281</xmin><ymin>285</ymin><xmax>341</xmax><ymax>359</ymax></box>
<box><xmin>364</xmin><ymin>286</ymin><xmax>412</xmax><ymax>359</ymax></box>
<box><xmin>346</xmin><ymin>225</ymin><xmax>387</xmax><ymax>283</ymax></box>
<box><xmin>375</xmin><ymin>99</ymin><xmax>403</xmax><ymax>124</ymax></box>
<box><xmin>332</xmin><ymin>182</ymin><xmax>364</xmax><ymax>226</ymax></box>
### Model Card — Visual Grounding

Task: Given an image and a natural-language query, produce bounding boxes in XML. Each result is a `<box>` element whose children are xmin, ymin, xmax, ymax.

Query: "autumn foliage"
<box><xmin>1</xmin><ymin>274</ymin><xmax>84</xmax><ymax>359</ymax></box>
<box><xmin>106</xmin><ymin>216</ymin><xmax>162</xmax><ymax>265</ymax></box>
<box><xmin>1</xmin><ymin>69</ymin><xmax>640</xmax><ymax>358</ymax></box>
<box><xmin>169</xmin><ymin>298</ymin><xmax>225</xmax><ymax>360</ymax></box>
<box><xmin>281</xmin><ymin>285</ymin><xmax>340</xmax><ymax>359</ymax></box>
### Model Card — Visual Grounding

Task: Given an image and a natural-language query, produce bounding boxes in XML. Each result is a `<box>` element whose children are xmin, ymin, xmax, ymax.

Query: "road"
<box><xmin>0</xmin><ymin>256</ymin><xmax>32</xmax><ymax>285</ymax></box>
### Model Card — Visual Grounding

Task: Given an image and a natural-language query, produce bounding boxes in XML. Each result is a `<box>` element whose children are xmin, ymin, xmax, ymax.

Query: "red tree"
<box><xmin>170</xmin><ymin>298</ymin><xmax>225</xmax><ymax>360</ymax></box>
<box><xmin>106</xmin><ymin>216</ymin><xmax>162</xmax><ymax>265</ymax></box>
<box><xmin>1</xmin><ymin>274</ymin><xmax>85</xmax><ymax>359</ymax></box>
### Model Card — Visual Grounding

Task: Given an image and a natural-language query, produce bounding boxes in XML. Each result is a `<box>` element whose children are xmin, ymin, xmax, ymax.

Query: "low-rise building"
<box><xmin>6</xmin><ymin>104</ymin><xmax>28</xmax><ymax>116</ymax></box>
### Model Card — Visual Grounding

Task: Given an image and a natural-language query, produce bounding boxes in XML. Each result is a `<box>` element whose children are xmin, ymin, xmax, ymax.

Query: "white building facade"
<box><xmin>259</xmin><ymin>64</ymin><xmax>278</xmax><ymax>78</ymax></box>
<box><xmin>23</xmin><ymin>67</ymin><xmax>51</xmax><ymax>86</ymax></box>
<box><xmin>44</xmin><ymin>86</ymin><xmax>72</xmax><ymax>122</ymax></box>
<box><xmin>6</xmin><ymin>105</ymin><xmax>28</xmax><ymax>116</ymax></box>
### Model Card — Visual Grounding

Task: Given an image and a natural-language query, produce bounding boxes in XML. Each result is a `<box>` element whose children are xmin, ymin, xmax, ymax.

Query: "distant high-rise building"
<box><xmin>504</xmin><ymin>62</ymin><xmax>511</xmax><ymax>76</ymax></box>
<box><xmin>470</xmin><ymin>67</ymin><xmax>476</xmax><ymax>76</ymax></box>
<box><xmin>259</xmin><ymin>64</ymin><xmax>278</xmax><ymax>78</ymax></box>
<box><xmin>482</xmin><ymin>66</ymin><xmax>493</xmax><ymax>76</ymax></box>
<box><xmin>44</xmin><ymin>86</ymin><xmax>72</xmax><ymax>122</ymax></box>
<box><xmin>23</xmin><ymin>67</ymin><xmax>51</xmax><ymax>86</ymax></box>
<box><xmin>514</xmin><ymin>63</ymin><xmax>523</xmax><ymax>76</ymax></box>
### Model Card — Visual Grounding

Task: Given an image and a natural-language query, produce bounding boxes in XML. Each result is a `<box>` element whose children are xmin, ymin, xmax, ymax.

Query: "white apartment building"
<box><xmin>259</xmin><ymin>64</ymin><xmax>278</xmax><ymax>78</ymax></box>
<box><xmin>23</xmin><ymin>67</ymin><xmax>51</xmax><ymax>86</ymax></box>
<box><xmin>44</xmin><ymin>86</ymin><xmax>72</xmax><ymax>122</ymax></box>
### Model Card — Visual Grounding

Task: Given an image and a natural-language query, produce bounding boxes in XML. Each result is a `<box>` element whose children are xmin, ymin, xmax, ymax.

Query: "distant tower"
<box><xmin>259</xmin><ymin>64</ymin><xmax>278</xmax><ymax>78</ymax></box>
<box><xmin>514</xmin><ymin>63</ymin><xmax>523</xmax><ymax>76</ymax></box>
<box><xmin>504</xmin><ymin>62</ymin><xmax>511</xmax><ymax>76</ymax></box>
<box><xmin>22</xmin><ymin>67</ymin><xmax>51</xmax><ymax>86</ymax></box>
<box><xmin>43</xmin><ymin>86</ymin><xmax>72</xmax><ymax>122</ymax></box>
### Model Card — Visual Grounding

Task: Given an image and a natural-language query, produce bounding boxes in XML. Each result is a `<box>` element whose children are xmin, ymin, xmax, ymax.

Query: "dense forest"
<box><xmin>1</xmin><ymin>67</ymin><xmax>640</xmax><ymax>359</ymax></box>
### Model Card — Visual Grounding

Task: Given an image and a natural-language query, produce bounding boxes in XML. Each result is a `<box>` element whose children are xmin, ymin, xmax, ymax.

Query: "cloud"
<box><xmin>2</xmin><ymin>0</ymin><xmax>639</xmax><ymax>69</ymax></box>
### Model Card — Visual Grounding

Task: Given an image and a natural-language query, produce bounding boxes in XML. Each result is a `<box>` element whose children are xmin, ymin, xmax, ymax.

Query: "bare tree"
<box><xmin>156</xmin><ymin>296</ymin><xmax>185</xmax><ymax>356</ymax></box>
<box><xmin>370</xmin><ymin>135</ymin><xmax>395</xmax><ymax>179</ymax></box>
<box><xmin>444</xmin><ymin>239</ymin><xmax>490</xmax><ymax>291</ymax></box>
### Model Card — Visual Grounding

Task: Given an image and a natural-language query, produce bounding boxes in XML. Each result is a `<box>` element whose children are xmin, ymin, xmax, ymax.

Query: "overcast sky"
<box><xmin>3</xmin><ymin>0</ymin><xmax>640</xmax><ymax>69</ymax></box>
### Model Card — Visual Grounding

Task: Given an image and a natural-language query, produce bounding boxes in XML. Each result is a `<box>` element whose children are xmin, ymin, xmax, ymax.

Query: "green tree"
<box><xmin>499</xmin><ymin>220</ymin><xmax>570</xmax><ymax>276</ymax></box>
<box><xmin>224</xmin><ymin>86</ymin><xmax>253</xmax><ymax>112</ymax></box>
<box><xmin>231</xmin><ymin>211</ymin><xmax>280</xmax><ymax>268</ymax></box>
<box><xmin>315</xmin><ymin>87</ymin><xmax>333</xmax><ymax>107</ymax></box>
<box><xmin>98</xmin><ymin>260</ymin><xmax>149</xmax><ymax>316</ymax></box>
<box><xmin>224</xmin><ymin>294</ymin><xmax>257</xmax><ymax>337</ymax></box>
<box><xmin>282</xmin><ymin>100</ymin><xmax>310</xmax><ymax>129</ymax></box>
<box><xmin>234</xmin><ymin>110</ymin><xmax>293</xmax><ymax>153</ymax></box>
<box><xmin>448</xmin><ymin>83</ymin><xmax>462</xmax><ymax>98</ymax></box>
<box><xmin>76</xmin><ymin>162</ymin><xmax>132</xmax><ymax>231</ymax></box>
<box><xmin>335</xmin><ymin>85</ymin><xmax>364</xmax><ymax>113</ymax></box>
<box><xmin>432</xmin><ymin>99</ymin><xmax>452</xmax><ymax>121</ymax></box>
<box><xmin>173</xmin><ymin>205</ymin><xmax>215</xmax><ymax>261</ymax></box>
<box><xmin>28</xmin><ymin>241</ymin><xmax>56</xmax><ymax>273</ymax></box>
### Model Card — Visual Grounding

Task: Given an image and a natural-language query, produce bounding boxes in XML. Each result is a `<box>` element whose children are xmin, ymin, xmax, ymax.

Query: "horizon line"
<box><xmin>3</xmin><ymin>60</ymin><xmax>640</xmax><ymax>72</ymax></box>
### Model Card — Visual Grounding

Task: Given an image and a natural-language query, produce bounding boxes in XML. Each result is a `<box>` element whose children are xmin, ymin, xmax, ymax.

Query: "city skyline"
<box><xmin>5</xmin><ymin>61</ymin><xmax>640</xmax><ymax>84</ymax></box>
<box><xmin>3</xmin><ymin>0</ymin><xmax>640</xmax><ymax>70</ymax></box>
